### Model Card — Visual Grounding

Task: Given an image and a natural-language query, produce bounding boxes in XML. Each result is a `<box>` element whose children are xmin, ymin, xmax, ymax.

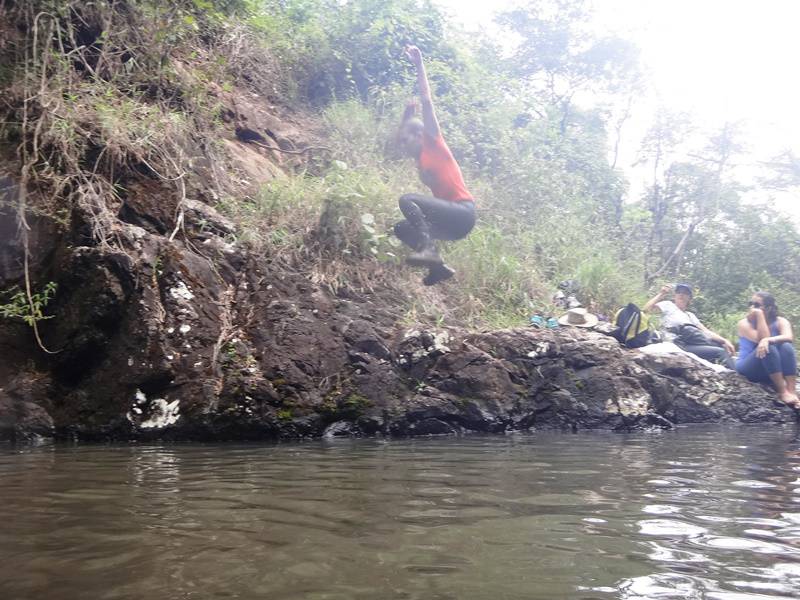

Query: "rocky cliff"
<box><xmin>0</xmin><ymin>178</ymin><xmax>794</xmax><ymax>442</ymax></box>
<box><xmin>0</xmin><ymin>2</ymin><xmax>794</xmax><ymax>443</ymax></box>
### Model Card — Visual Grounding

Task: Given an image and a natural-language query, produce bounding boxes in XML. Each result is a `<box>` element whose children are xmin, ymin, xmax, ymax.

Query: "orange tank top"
<box><xmin>417</xmin><ymin>133</ymin><xmax>474</xmax><ymax>202</ymax></box>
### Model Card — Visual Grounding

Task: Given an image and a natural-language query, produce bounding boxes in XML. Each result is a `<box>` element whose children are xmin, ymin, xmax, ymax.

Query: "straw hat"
<box><xmin>558</xmin><ymin>307</ymin><xmax>599</xmax><ymax>328</ymax></box>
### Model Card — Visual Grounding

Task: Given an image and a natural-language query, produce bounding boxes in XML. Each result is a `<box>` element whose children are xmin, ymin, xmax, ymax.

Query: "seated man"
<box><xmin>643</xmin><ymin>283</ymin><xmax>735</xmax><ymax>369</ymax></box>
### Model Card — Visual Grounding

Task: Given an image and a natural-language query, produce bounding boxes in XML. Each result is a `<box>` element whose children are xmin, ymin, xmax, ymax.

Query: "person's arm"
<box><xmin>405</xmin><ymin>45</ymin><xmax>440</xmax><ymax>138</ymax></box>
<box><xmin>732</xmin><ymin>306</ymin><xmax>771</xmax><ymax>357</ymax></box>
<box><xmin>750</xmin><ymin>308</ymin><xmax>771</xmax><ymax>340</ymax></box>
<box><xmin>642</xmin><ymin>284</ymin><xmax>672</xmax><ymax>313</ymax></box>
<box><xmin>697</xmin><ymin>321</ymin><xmax>735</xmax><ymax>354</ymax></box>
<box><xmin>738</xmin><ymin>318</ymin><xmax>759</xmax><ymax>343</ymax></box>
<box><xmin>759</xmin><ymin>316</ymin><xmax>795</xmax><ymax>352</ymax></box>
<box><xmin>771</xmin><ymin>317</ymin><xmax>794</xmax><ymax>343</ymax></box>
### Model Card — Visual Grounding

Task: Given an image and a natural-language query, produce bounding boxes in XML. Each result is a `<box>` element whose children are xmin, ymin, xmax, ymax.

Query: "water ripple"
<box><xmin>638</xmin><ymin>519</ymin><xmax>708</xmax><ymax>537</ymax></box>
<box><xmin>2</xmin><ymin>425</ymin><xmax>800</xmax><ymax>599</ymax></box>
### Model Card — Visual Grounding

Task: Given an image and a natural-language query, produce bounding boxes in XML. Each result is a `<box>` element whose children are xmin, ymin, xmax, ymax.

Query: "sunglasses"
<box><xmin>748</xmin><ymin>301</ymin><xmax>762</xmax><ymax>308</ymax></box>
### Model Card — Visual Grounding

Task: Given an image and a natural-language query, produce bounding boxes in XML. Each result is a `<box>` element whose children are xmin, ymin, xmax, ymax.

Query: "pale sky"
<box><xmin>435</xmin><ymin>0</ymin><xmax>800</xmax><ymax>222</ymax></box>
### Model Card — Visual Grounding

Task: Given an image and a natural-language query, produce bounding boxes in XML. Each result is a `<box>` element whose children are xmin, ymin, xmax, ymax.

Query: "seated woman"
<box><xmin>736</xmin><ymin>291</ymin><xmax>799</xmax><ymax>406</ymax></box>
<box><xmin>643</xmin><ymin>283</ymin><xmax>735</xmax><ymax>368</ymax></box>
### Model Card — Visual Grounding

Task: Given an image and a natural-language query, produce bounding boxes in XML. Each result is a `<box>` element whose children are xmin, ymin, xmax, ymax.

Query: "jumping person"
<box><xmin>736</xmin><ymin>291</ymin><xmax>799</xmax><ymax>407</ymax></box>
<box><xmin>393</xmin><ymin>45</ymin><xmax>476</xmax><ymax>286</ymax></box>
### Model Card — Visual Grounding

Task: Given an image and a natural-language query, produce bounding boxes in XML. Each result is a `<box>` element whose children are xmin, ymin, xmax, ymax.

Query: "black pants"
<box><xmin>393</xmin><ymin>194</ymin><xmax>476</xmax><ymax>250</ymax></box>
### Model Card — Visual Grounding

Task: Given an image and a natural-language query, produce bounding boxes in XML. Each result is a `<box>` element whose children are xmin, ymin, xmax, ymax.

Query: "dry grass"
<box><xmin>0</xmin><ymin>1</ymin><xmax>298</xmax><ymax>240</ymax></box>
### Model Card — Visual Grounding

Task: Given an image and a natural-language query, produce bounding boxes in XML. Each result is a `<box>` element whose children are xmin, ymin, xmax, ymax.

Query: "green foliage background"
<box><xmin>240</xmin><ymin>0</ymin><xmax>800</xmax><ymax>335</ymax></box>
<box><xmin>2</xmin><ymin>0</ymin><xmax>799</xmax><ymax>339</ymax></box>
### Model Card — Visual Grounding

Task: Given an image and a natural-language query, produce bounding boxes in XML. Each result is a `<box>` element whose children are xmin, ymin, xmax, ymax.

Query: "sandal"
<box><xmin>529</xmin><ymin>315</ymin><xmax>545</xmax><ymax>329</ymax></box>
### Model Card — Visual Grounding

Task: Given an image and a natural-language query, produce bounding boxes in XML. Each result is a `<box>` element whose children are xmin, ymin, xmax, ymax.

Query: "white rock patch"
<box><xmin>432</xmin><ymin>331</ymin><xmax>451</xmax><ymax>353</ymax></box>
<box><xmin>139</xmin><ymin>399</ymin><xmax>181</xmax><ymax>429</ymax></box>
<box><xmin>126</xmin><ymin>390</ymin><xmax>180</xmax><ymax>429</ymax></box>
<box><xmin>169</xmin><ymin>280</ymin><xmax>195</xmax><ymax>301</ymax></box>
<box><xmin>526</xmin><ymin>342</ymin><xmax>550</xmax><ymax>358</ymax></box>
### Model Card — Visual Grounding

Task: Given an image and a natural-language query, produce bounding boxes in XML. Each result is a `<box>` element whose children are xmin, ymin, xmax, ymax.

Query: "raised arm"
<box><xmin>749</xmin><ymin>307</ymin><xmax>772</xmax><ymax>341</ymax></box>
<box><xmin>737</xmin><ymin>307</ymin><xmax>772</xmax><ymax>358</ymax></box>
<box><xmin>405</xmin><ymin>45</ymin><xmax>440</xmax><ymax>138</ymax></box>
<box><xmin>642</xmin><ymin>284</ymin><xmax>672</xmax><ymax>313</ymax></box>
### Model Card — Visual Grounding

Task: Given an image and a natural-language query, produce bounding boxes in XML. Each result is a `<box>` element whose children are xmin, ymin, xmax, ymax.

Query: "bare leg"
<box><xmin>771</xmin><ymin>372</ymin><xmax>798</xmax><ymax>406</ymax></box>
<box><xmin>738</xmin><ymin>345</ymin><xmax>797</xmax><ymax>406</ymax></box>
<box><xmin>785</xmin><ymin>374</ymin><xmax>799</xmax><ymax>402</ymax></box>
<box><xmin>777</xmin><ymin>343</ymin><xmax>799</xmax><ymax>403</ymax></box>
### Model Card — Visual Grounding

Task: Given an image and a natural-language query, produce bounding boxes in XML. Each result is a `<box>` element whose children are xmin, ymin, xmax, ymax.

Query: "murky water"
<box><xmin>2</xmin><ymin>427</ymin><xmax>800</xmax><ymax>600</ymax></box>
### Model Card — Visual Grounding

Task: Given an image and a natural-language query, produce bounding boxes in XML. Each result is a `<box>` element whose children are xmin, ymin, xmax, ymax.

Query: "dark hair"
<box><xmin>395</xmin><ymin>102</ymin><xmax>421</xmax><ymax>143</ymax></box>
<box><xmin>754</xmin><ymin>291</ymin><xmax>779</xmax><ymax>324</ymax></box>
<box><xmin>393</xmin><ymin>117</ymin><xmax>423</xmax><ymax>158</ymax></box>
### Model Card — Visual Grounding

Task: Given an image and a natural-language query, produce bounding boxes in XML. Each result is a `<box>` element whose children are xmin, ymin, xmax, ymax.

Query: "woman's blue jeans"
<box><xmin>736</xmin><ymin>342</ymin><xmax>797</xmax><ymax>384</ymax></box>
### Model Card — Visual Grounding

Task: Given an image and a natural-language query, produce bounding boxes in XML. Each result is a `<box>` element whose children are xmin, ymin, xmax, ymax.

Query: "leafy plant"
<box><xmin>0</xmin><ymin>282</ymin><xmax>58</xmax><ymax>327</ymax></box>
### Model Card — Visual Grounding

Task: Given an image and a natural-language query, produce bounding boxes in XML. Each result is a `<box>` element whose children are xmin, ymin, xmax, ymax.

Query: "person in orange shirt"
<box><xmin>394</xmin><ymin>45</ymin><xmax>476</xmax><ymax>286</ymax></box>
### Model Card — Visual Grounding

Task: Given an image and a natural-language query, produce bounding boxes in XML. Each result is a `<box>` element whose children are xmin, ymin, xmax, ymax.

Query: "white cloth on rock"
<box><xmin>638</xmin><ymin>342</ymin><xmax>731</xmax><ymax>373</ymax></box>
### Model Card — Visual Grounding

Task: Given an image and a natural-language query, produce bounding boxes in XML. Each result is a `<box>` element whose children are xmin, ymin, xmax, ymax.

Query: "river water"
<box><xmin>2</xmin><ymin>426</ymin><xmax>800</xmax><ymax>600</ymax></box>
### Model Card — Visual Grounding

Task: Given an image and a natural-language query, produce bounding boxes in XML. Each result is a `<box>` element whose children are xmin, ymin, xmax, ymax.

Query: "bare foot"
<box><xmin>779</xmin><ymin>391</ymin><xmax>800</xmax><ymax>408</ymax></box>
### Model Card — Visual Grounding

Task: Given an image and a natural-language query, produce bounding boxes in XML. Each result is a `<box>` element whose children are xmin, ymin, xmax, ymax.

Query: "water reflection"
<box><xmin>1</xmin><ymin>426</ymin><xmax>800</xmax><ymax>599</ymax></box>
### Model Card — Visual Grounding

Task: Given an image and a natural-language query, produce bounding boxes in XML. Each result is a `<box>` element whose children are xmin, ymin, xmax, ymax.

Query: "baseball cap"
<box><xmin>675</xmin><ymin>283</ymin><xmax>693</xmax><ymax>297</ymax></box>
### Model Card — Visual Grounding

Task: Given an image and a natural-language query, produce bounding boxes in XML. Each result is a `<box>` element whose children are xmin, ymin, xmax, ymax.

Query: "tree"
<box><xmin>636</xmin><ymin>121</ymin><xmax>745</xmax><ymax>285</ymax></box>
<box><xmin>635</xmin><ymin>110</ymin><xmax>692</xmax><ymax>283</ymax></box>
<box><xmin>496</xmin><ymin>0</ymin><xmax>640</xmax><ymax>132</ymax></box>
<box><xmin>761</xmin><ymin>150</ymin><xmax>800</xmax><ymax>190</ymax></box>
